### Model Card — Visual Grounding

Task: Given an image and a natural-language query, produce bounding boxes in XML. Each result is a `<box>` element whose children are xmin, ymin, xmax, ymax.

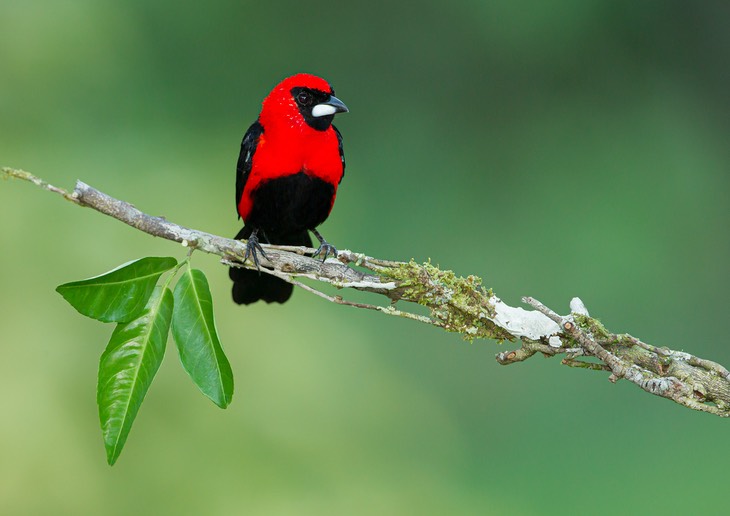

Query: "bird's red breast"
<box><xmin>237</xmin><ymin>74</ymin><xmax>345</xmax><ymax>221</ymax></box>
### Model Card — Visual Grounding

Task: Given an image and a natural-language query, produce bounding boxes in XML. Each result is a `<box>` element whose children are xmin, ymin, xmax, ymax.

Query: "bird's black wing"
<box><xmin>235</xmin><ymin>120</ymin><xmax>264</xmax><ymax>218</ymax></box>
<box><xmin>333</xmin><ymin>124</ymin><xmax>345</xmax><ymax>183</ymax></box>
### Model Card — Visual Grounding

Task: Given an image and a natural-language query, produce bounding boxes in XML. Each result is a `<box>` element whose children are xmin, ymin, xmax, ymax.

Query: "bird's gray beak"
<box><xmin>311</xmin><ymin>95</ymin><xmax>349</xmax><ymax>117</ymax></box>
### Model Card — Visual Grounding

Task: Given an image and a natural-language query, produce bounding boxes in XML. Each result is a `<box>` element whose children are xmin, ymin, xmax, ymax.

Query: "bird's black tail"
<box><xmin>229</xmin><ymin>226</ymin><xmax>312</xmax><ymax>305</ymax></box>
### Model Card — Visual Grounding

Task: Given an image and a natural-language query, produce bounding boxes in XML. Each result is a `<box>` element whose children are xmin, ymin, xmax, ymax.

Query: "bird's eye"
<box><xmin>297</xmin><ymin>91</ymin><xmax>312</xmax><ymax>106</ymax></box>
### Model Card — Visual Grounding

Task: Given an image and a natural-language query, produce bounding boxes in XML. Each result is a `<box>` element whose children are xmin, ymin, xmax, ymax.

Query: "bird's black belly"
<box><xmin>246</xmin><ymin>171</ymin><xmax>335</xmax><ymax>234</ymax></box>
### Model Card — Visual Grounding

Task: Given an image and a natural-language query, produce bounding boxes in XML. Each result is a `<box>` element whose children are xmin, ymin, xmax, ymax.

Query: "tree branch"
<box><xmin>4</xmin><ymin>166</ymin><xmax>729</xmax><ymax>417</ymax></box>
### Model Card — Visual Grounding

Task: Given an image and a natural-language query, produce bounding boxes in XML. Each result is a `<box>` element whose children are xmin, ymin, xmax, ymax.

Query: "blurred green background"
<box><xmin>2</xmin><ymin>1</ymin><xmax>729</xmax><ymax>514</ymax></box>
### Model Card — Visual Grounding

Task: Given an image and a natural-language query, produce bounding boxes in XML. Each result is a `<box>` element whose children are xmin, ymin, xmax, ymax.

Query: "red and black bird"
<box><xmin>230</xmin><ymin>73</ymin><xmax>348</xmax><ymax>305</ymax></box>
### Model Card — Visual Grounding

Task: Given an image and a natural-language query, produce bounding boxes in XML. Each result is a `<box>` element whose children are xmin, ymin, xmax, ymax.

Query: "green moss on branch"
<box><xmin>381</xmin><ymin>260</ymin><xmax>512</xmax><ymax>342</ymax></box>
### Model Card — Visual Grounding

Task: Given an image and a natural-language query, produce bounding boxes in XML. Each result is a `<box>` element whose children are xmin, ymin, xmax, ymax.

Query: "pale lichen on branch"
<box><xmin>3</xmin><ymin>166</ymin><xmax>729</xmax><ymax>417</ymax></box>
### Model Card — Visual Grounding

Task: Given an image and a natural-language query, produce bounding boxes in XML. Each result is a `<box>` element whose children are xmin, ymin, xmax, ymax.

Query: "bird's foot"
<box><xmin>243</xmin><ymin>229</ymin><xmax>269</xmax><ymax>271</ymax></box>
<box><xmin>311</xmin><ymin>229</ymin><xmax>338</xmax><ymax>262</ymax></box>
<box><xmin>313</xmin><ymin>241</ymin><xmax>338</xmax><ymax>262</ymax></box>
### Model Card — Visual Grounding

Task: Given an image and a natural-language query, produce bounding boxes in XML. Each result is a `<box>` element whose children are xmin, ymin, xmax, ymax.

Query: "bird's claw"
<box><xmin>243</xmin><ymin>231</ymin><xmax>269</xmax><ymax>272</ymax></box>
<box><xmin>311</xmin><ymin>229</ymin><xmax>337</xmax><ymax>262</ymax></box>
<box><xmin>312</xmin><ymin>241</ymin><xmax>338</xmax><ymax>262</ymax></box>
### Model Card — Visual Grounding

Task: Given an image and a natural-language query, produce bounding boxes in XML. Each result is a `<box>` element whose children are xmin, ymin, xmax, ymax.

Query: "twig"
<box><xmin>561</xmin><ymin>358</ymin><xmax>611</xmax><ymax>372</ymax></box>
<box><xmin>222</xmin><ymin>258</ymin><xmax>438</xmax><ymax>326</ymax></box>
<box><xmin>3</xmin><ymin>166</ymin><xmax>730</xmax><ymax>417</ymax></box>
<box><xmin>523</xmin><ymin>296</ymin><xmax>730</xmax><ymax>417</ymax></box>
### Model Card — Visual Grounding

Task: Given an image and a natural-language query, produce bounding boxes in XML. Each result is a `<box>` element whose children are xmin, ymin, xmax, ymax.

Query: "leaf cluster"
<box><xmin>56</xmin><ymin>256</ymin><xmax>233</xmax><ymax>465</ymax></box>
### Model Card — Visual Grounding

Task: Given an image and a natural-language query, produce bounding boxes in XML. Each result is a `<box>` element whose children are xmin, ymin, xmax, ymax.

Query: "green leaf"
<box><xmin>172</xmin><ymin>268</ymin><xmax>233</xmax><ymax>408</ymax></box>
<box><xmin>98</xmin><ymin>285</ymin><xmax>173</xmax><ymax>465</ymax></box>
<box><xmin>56</xmin><ymin>257</ymin><xmax>177</xmax><ymax>323</ymax></box>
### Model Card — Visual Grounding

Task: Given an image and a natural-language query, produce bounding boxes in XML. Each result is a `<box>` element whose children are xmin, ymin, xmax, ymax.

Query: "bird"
<box><xmin>229</xmin><ymin>73</ymin><xmax>348</xmax><ymax>305</ymax></box>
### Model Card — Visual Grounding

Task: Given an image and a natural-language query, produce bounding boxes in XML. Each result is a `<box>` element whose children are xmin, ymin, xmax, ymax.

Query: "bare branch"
<box><xmin>3</xmin><ymin>166</ymin><xmax>730</xmax><ymax>417</ymax></box>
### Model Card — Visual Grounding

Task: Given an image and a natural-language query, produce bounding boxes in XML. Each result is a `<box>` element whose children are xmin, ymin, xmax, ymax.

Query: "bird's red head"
<box><xmin>260</xmin><ymin>73</ymin><xmax>348</xmax><ymax>133</ymax></box>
